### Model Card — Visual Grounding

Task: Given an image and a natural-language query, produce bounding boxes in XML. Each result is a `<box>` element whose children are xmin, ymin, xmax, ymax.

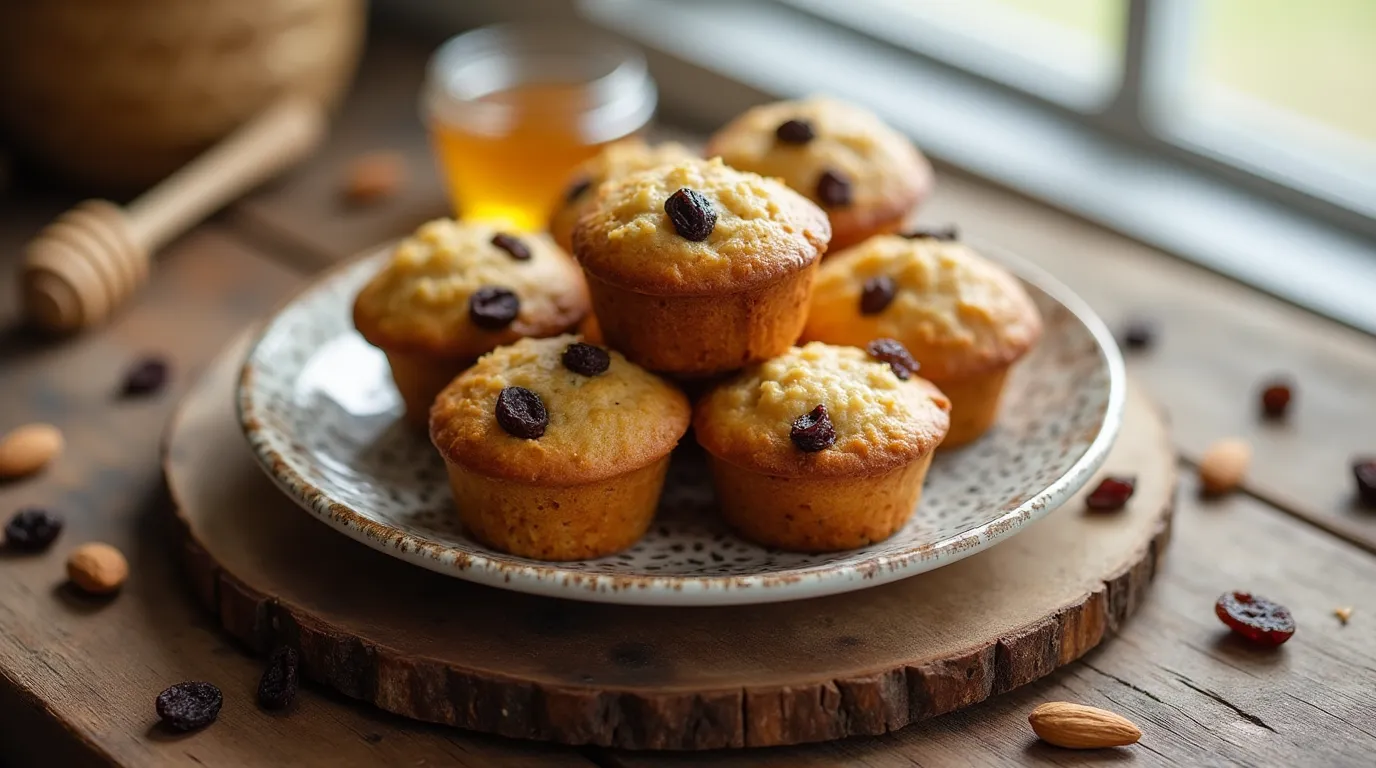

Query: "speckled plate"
<box><xmin>238</xmin><ymin>243</ymin><xmax>1124</xmax><ymax>606</ymax></box>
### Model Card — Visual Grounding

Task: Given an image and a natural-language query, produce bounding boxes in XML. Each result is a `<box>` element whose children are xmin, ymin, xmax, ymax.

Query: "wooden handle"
<box><xmin>22</xmin><ymin>97</ymin><xmax>325</xmax><ymax>332</ymax></box>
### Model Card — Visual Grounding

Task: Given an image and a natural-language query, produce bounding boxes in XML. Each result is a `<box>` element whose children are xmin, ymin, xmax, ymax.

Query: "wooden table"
<box><xmin>2</xmin><ymin>32</ymin><xmax>1374</xmax><ymax>767</ymax></box>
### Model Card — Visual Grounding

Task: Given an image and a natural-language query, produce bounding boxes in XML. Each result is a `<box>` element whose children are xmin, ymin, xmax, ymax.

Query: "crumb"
<box><xmin>1334</xmin><ymin>606</ymin><xmax>1353</xmax><ymax>626</ymax></box>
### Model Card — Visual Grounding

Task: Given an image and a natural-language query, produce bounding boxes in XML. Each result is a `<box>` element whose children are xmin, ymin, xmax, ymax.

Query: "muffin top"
<box><xmin>572</xmin><ymin>157</ymin><xmax>831</xmax><ymax>294</ymax></box>
<box><xmin>353</xmin><ymin>219</ymin><xmax>588</xmax><ymax>357</ymax></box>
<box><xmin>695</xmin><ymin>342</ymin><xmax>950</xmax><ymax>478</ymax></box>
<box><xmin>431</xmin><ymin>335</ymin><xmax>691</xmax><ymax>485</ymax></box>
<box><xmin>550</xmin><ymin>139</ymin><xmax>698</xmax><ymax>250</ymax></box>
<box><xmin>803</xmin><ymin>235</ymin><xmax>1042</xmax><ymax>381</ymax></box>
<box><xmin>705</xmin><ymin>97</ymin><xmax>931</xmax><ymax>218</ymax></box>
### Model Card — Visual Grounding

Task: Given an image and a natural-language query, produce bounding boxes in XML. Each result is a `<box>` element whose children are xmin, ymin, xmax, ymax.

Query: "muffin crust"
<box><xmin>550</xmin><ymin>139</ymin><xmax>698</xmax><ymax>252</ymax></box>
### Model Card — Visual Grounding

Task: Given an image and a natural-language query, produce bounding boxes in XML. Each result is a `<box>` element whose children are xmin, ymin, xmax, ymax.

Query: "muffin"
<box><xmin>430</xmin><ymin>334</ymin><xmax>691</xmax><ymax>561</ymax></box>
<box><xmin>572</xmin><ymin>157</ymin><xmax>831</xmax><ymax>377</ymax></box>
<box><xmin>549</xmin><ymin>138</ymin><xmax>698</xmax><ymax>253</ymax></box>
<box><xmin>695</xmin><ymin>342</ymin><xmax>950</xmax><ymax>552</ymax></box>
<box><xmin>353</xmin><ymin>219</ymin><xmax>589</xmax><ymax>427</ymax></box>
<box><xmin>802</xmin><ymin>234</ymin><xmax>1041</xmax><ymax>448</ymax></box>
<box><xmin>706</xmin><ymin>97</ymin><xmax>934</xmax><ymax>252</ymax></box>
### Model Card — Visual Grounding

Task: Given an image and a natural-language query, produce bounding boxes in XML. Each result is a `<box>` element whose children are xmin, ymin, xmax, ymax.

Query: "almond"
<box><xmin>1199</xmin><ymin>437</ymin><xmax>1250</xmax><ymax>494</ymax></box>
<box><xmin>1029</xmin><ymin>702</ymin><xmax>1141</xmax><ymax>749</ymax></box>
<box><xmin>0</xmin><ymin>423</ymin><xmax>63</xmax><ymax>478</ymax></box>
<box><xmin>342</xmin><ymin>151</ymin><xmax>405</xmax><ymax>205</ymax></box>
<box><xmin>67</xmin><ymin>542</ymin><xmax>129</xmax><ymax>595</ymax></box>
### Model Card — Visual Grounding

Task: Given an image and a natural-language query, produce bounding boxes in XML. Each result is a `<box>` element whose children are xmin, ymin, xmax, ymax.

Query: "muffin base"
<box><xmin>443</xmin><ymin>456</ymin><xmax>671</xmax><ymax>561</ymax></box>
<box><xmin>708</xmin><ymin>452</ymin><xmax>935</xmax><ymax>552</ymax></box>
<box><xmin>384</xmin><ymin>349</ymin><xmax>471</xmax><ymax>430</ymax></box>
<box><xmin>585</xmin><ymin>263</ymin><xmax>818</xmax><ymax>378</ymax></box>
<box><xmin>931</xmin><ymin>367</ymin><xmax>1010</xmax><ymax>449</ymax></box>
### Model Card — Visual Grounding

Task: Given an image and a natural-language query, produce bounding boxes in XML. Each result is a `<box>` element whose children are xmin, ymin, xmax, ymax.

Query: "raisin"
<box><xmin>1120</xmin><ymin>318</ymin><xmax>1156</xmax><ymax>351</ymax></box>
<box><xmin>121</xmin><ymin>356</ymin><xmax>169</xmax><ymax>397</ymax></box>
<box><xmin>790</xmin><ymin>404</ymin><xmax>836</xmax><ymax>452</ymax></box>
<box><xmin>565</xmin><ymin>177</ymin><xmax>592</xmax><ymax>203</ymax></box>
<box><xmin>156</xmin><ymin>681</ymin><xmax>223</xmax><ymax>731</ymax></box>
<box><xmin>664</xmin><ymin>187</ymin><xmax>717</xmax><ymax>242</ymax></box>
<box><xmin>561</xmin><ymin>342</ymin><xmax>610</xmax><ymax>377</ymax></box>
<box><xmin>3</xmin><ymin>508</ymin><xmax>63</xmax><ymax>551</ymax></box>
<box><xmin>491</xmin><ymin>233</ymin><xmax>531</xmax><ymax>261</ymax></box>
<box><xmin>815</xmin><ymin>169</ymin><xmax>853</xmax><ymax>207</ymax></box>
<box><xmin>860</xmin><ymin>275</ymin><xmax>896</xmax><ymax>315</ymax></box>
<box><xmin>1215</xmin><ymin>591</ymin><xmax>1295</xmax><ymax>647</ymax></box>
<box><xmin>468</xmin><ymin>286</ymin><xmax>520</xmax><ymax>330</ymax></box>
<box><xmin>1086</xmin><ymin>476</ymin><xmax>1136</xmax><ymax>511</ymax></box>
<box><xmin>901</xmin><ymin>225</ymin><xmax>959</xmax><ymax>242</ymax></box>
<box><xmin>866</xmin><ymin>338</ymin><xmax>919</xmax><ymax>380</ymax></box>
<box><xmin>775</xmin><ymin>118</ymin><xmax>816</xmax><ymax>144</ymax></box>
<box><xmin>1353</xmin><ymin>458</ymin><xmax>1376</xmax><ymax>507</ymax></box>
<box><xmin>257</xmin><ymin>646</ymin><xmax>299</xmax><ymax>710</ymax></box>
<box><xmin>495</xmin><ymin>386</ymin><xmax>548</xmax><ymax>439</ymax></box>
<box><xmin>1259</xmin><ymin>378</ymin><xmax>1292</xmax><ymax>419</ymax></box>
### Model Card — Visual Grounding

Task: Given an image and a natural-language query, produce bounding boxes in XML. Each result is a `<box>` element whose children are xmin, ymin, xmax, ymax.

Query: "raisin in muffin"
<box><xmin>572</xmin><ymin>157</ymin><xmax>830</xmax><ymax>377</ymax></box>
<box><xmin>695</xmin><ymin>341</ymin><xmax>950</xmax><ymax>552</ymax></box>
<box><xmin>706</xmin><ymin>97</ymin><xmax>933</xmax><ymax>252</ymax></box>
<box><xmin>549</xmin><ymin>139</ymin><xmax>698</xmax><ymax>253</ymax></box>
<box><xmin>353</xmin><ymin>219</ymin><xmax>589</xmax><ymax>427</ymax></box>
<box><xmin>430</xmin><ymin>334</ymin><xmax>691</xmax><ymax>561</ymax></box>
<box><xmin>802</xmin><ymin>233</ymin><xmax>1041</xmax><ymax>448</ymax></box>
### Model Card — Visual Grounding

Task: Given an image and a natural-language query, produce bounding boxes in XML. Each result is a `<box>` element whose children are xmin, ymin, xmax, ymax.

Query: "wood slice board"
<box><xmin>164</xmin><ymin>333</ymin><xmax>1175</xmax><ymax>750</ymax></box>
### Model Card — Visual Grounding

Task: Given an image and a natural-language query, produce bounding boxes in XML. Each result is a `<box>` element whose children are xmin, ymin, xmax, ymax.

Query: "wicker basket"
<box><xmin>0</xmin><ymin>0</ymin><xmax>365</xmax><ymax>190</ymax></box>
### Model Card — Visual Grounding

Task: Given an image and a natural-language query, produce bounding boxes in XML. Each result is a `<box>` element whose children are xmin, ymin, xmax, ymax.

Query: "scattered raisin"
<box><xmin>866</xmin><ymin>338</ymin><xmax>919</xmax><ymax>380</ymax></box>
<box><xmin>1120</xmin><ymin>318</ymin><xmax>1156</xmax><ymax>351</ymax></box>
<box><xmin>1353</xmin><ymin>458</ymin><xmax>1376</xmax><ymax>507</ymax></box>
<box><xmin>258</xmin><ymin>646</ymin><xmax>299</xmax><ymax>710</ymax></box>
<box><xmin>565</xmin><ymin>177</ymin><xmax>592</xmax><ymax>203</ymax></box>
<box><xmin>3</xmin><ymin>508</ymin><xmax>63</xmax><ymax>551</ymax></box>
<box><xmin>121</xmin><ymin>356</ymin><xmax>169</xmax><ymax>397</ymax></box>
<box><xmin>664</xmin><ymin>187</ymin><xmax>717</xmax><ymax>242</ymax></box>
<box><xmin>561</xmin><ymin>342</ymin><xmax>610</xmax><ymax>377</ymax></box>
<box><xmin>490</xmin><ymin>233</ymin><xmax>531</xmax><ymax>261</ymax></box>
<box><xmin>495</xmin><ymin>386</ymin><xmax>548</xmax><ymax>439</ymax></box>
<box><xmin>860</xmin><ymin>275</ymin><xmax>897</xmax><ymax>315</ymax></box>
<box><xmin>901</xmin><ymin>225</ymin><xmax>958</xmax><ymax>242</ymax></box>
<box><xmin>775</xmin><ymin>118</ymin><xmax>816</xmax><ymax>144</ymax></box>
<box><xmin>1086</xmin><ymin>476</ymin><xmax>1136</xmax><ymax>511</ymax></box>
<box><xmin>156</xmin><ymin>681</ymin><xmax>223</xmax><ymax>731</ymax></box>
<box><xmin>1215</xmin><ymin>591</ymin><xmax>1295</xmax><ymax>647</ymax></box>
<box><xmin>1259</xmin><ymin>378</ymin><xmax>1292</xmax><ymax>419</ymax></box>
<box><xmin>815</xmin><ymin>169</ymin><xmax>852</xmax><ymax>207</ymax></box>
<box><xmin>468</xmin><ymin>286</ymin><xmax>520</xmax><ymax>330</ymax></box>
<box><xmin>790</xmin><ymin>404</ymin><xmax>836</xmax><ymax>452</ymax></box>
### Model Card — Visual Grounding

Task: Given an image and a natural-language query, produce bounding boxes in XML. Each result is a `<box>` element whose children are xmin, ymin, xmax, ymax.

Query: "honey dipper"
<box><xmin>21</xmin><ymin>97</ymin><xmax>325</xmax><ymax>332</ymax></box>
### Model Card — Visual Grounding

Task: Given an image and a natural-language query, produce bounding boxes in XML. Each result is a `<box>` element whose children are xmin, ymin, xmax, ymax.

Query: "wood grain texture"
<box><xmin>166</xmin><ymin>333</ymin><xmax>1174</xmax><ymax>750</ymax></box>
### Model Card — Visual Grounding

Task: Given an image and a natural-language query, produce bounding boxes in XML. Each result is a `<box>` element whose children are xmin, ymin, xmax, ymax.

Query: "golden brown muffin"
<box><xmin>430</xmin><ymin>334</ymin><xmax>691</xmax><ymax>561</ymax></box>
<box><xmin>549</xmin><ymin>139</ymin><xmax>698</xmax><ymax>253</ymax></box>
<box><xmin>706</xmin><ymin>97</ymin><xmax>933</xmax><ymax>252</ymax></box>
<box><xmin>695</xmin><ymin>342</ymin><xmax>950</xmax><ymax>552</ymax></box>
<box><xmin>572</xmin><ymin>157</ymin><xmax>830</xmax><ymax>377</ymax></box>
<box><xmin>802</xmin><ymin>234</ymin><xmax>1041</xmax><ymax>448</ymax></box>
<box><xmin>353</xmin><ymin>219</ymin><xmax>589</xmax><ymax>427</ymax></box>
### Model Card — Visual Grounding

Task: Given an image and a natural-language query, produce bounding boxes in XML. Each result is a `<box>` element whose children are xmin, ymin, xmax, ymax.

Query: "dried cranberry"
<box><xmin>121</xmin><ymin>356</ymin><xmax>169</xmax><ymax>397</ymax></box>
<box><xmin>1354</xmin><ymin>458</ymin><xmax>1376</xmax><ymax>507</ymax></box>
<box><xmin>468</xmin><ymin>286</ymin><xmax>520</xmax><ymax>330</ymax></box>
<box><xmin>257</xmin><ymin>646</ymin><xmax>299</xmax><ymax>710</ymax></box>
<box><xmin>1215</xmin><ymin>591</ymin><xmax>1295</xmax><ymax>647</ymax></box>
<box><xmin>775</xmin><ymin>118</ymin><xmax>816</xmax><ymax>144</ymax></box>
<box><xmin>156</xmin><ymin>681</ymin><xmax>223</xmax><ymax>731</ymax></box>
<box><xmin>664</xmin><ymin>187</ymin><xmax>717</xmax><ymax>242</ymax></box>
<box><xmin>790</xmin><ymin>404</ymin><xmax>836</xmax><ymax>453</ymax></box>
<box><xmin>901</xmin><ymin>225</ymin><xmax>958</xmax><ymax>242</ymax></box>
<box><xmin>490</xmin><ymin>233</ymin><xmax>531</xmax><ymax>261</ymax></box>
<box><xmin>3</xmin><ymin>508</ymin><xmax>63</xmax><ymax>551</ymax></box>
<box><xmin>495</xmin><ymin>386</ymin><xmax>548</xmax><ymax>439</ymax></box>
<box><xmin>1120</xmin><ymin>318</ymin><xmax>1156</xmax><ymax>351</ymax></box>
<box><xmin>860</xmin><ymin>275</ymin><xmax>897</xmax><ymax>315</ymax></box>
<box><xmin>816</xmin><ymin>169</ymin><xmax>853</xmax><ymax>207</ymax></box>
<box><xmin>1259</xmin><ymin>378</ymin><xmax>1293</xmax><ymax>419</ymax></box>
<box><xmin>1086</xmin><ymin>476</ymin><xmax>1136</xmax><ymax>511</ymax></box>
<box><xmin>565</xmin><ymin>177</ymin><xmax>592</xmax><ymax>203</ymax></box>
<box><xmin>561</xmin><ymin>342</ymin><xmax>610</xmax><ymax>377</ymax></box>
<box><xmin>866</xmin><ymin>338</ymin><xmax>919</xmax><ymax>380</ymax></box>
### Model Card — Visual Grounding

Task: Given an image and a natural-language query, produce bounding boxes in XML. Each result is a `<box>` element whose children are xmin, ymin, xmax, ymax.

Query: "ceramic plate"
<box><xmin>238</xmin><ymin>244</ymin><xmax>1124</xmax><ymax>606</ymax></box>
